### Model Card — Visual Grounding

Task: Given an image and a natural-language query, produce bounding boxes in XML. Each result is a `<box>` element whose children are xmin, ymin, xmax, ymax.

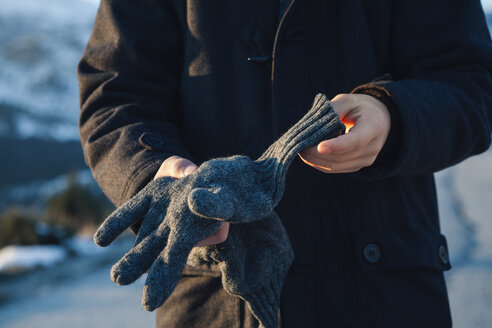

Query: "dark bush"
<box><xmin>0</xmin><ymin>209</ymin><xmax>45</xmax><ymax>248</ymax></box>
<box><xmin>43</xmin><ymin>175</ymin><xmax>112</xmax><ymax>232</ymax></box>
<box><xmin>0</xmin><ymin>176</ymin><xmax>113</xmax><ymax>248</ymax></box>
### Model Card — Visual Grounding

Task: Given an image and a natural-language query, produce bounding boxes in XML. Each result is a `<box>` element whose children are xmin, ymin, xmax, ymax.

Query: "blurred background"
<box><xmin>0</xmin><ymin>0</ymin><xmax>490</xmax><ymax>327</ymax></box>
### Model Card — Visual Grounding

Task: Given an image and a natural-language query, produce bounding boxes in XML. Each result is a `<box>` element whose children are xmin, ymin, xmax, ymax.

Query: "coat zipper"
<box><xmin>271</xmin><ymin>0</ymin><xmax>297</xmax><ymax>138</ymax></box>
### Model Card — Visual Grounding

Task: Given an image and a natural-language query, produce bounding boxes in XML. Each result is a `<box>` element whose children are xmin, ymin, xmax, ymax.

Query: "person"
<box><xmin>77</xmin><ymin>0</ymin><xmax>492</xmax><ymax>327</ymax></box>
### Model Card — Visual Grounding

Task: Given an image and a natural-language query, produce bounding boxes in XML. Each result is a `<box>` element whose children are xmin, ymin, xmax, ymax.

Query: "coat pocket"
<box><xmin>354</xmin><ymin>229</ymin><xmax>451</xmax><ymax>272</ymax></box>
<box><xmin>156</xmin><ymin>263</ymin><xmax>262</xmax><ymax>328</ymax></box>
<box><xmin>352</xmin><ymin>229</ymin><xmax>452</xmax><ymax>328</ymax></box>
<box><xmin>156</xmin><ymin>272</ymin><xmax>239</xmax><ymax>328</ymax></box>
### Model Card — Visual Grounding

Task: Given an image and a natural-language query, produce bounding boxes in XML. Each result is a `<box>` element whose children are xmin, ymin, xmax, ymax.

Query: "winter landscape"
<box><xmin>0</xmin><ymin>0</ymin><xmax>491</xmax><ymax>327</ymax></box>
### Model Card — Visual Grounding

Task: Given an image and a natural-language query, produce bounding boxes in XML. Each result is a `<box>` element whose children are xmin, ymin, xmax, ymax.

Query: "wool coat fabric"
<box><xmin>77</xmin><ymin>0</ymin><xmax>492</xmax><ymax>327</ymax></box>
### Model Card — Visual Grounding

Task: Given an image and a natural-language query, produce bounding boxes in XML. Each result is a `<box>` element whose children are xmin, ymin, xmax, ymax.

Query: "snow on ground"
<box><xmin>65</xmin><ymin>234</ymin><xmax>108</xmax><ymax>256</ymax></box>
<box><xmin>436</xmin><ymin>146</ymin><xmax>492</xmax><ymax>327</ymax></box>
<box><xmin>0</xmin><ymin>235</ymin><xmax>106</xmax><ymax>273</ymax></box>
<box><xmin>453</xmin><ymin>150</ymin><xmax>492</xmax><ymax>263</ymax></box>
<box><xmin>0</xmin><ymin>271</ymin><xmax>154</xmax><ymax>328</ymax></box>
<box><xmin>0</xmin><ymin>234</ymin><xmax>155</xmax><ymax>328</ymax></box>
<box><xmin>0</xmin><ymin>235</ymin><xmax>155</xmax><ymax>328</ymax></box>
<box><xmin>0</xmin><ymin>273</ymin><xmax>154</xmax><ymax>328</ymax></box>
<box><xmin>0</xmin><ymin>245</ymin><xmax>67</xmax><ymax>272</ymax></box>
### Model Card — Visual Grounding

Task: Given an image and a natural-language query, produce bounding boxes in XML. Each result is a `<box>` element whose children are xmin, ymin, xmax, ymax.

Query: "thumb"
<box><xmin>154</xmin><ymin>156</ymin><xmax>198</xmax><ymax>179</ymax></box>
<box><xmin>330</xmin><ymin>93</ymin><xmax>360</xmax><ymax>119</ymax></box>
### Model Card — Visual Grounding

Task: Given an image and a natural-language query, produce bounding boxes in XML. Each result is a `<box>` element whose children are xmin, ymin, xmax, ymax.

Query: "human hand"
<box><xmin>299</xmin><ymin>93</ymin><xmax>391</xmax><ymax>173</ymax></box>
<box><xmin>154</xmin><ymin>156</ymin><xmax>229</xmax><ymax>247</ymax></box>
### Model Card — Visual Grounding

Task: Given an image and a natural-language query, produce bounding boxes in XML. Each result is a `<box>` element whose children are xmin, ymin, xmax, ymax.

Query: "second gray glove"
<box><xmin>187</xmin><ymin>211</ymin><xmax>294</xmax><ymax>328</ymax></box>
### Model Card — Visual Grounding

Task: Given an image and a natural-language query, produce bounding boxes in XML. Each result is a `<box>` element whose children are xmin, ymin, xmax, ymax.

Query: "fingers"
<box><xmin>94</xmin><ymin>192</ymin><xmax>150</xmax><ymax>247</ymax></box>
<box><xmin>303</xmin><ymin>137</ymin><xmax>381</xmax><ymax>164</ymax></box>
<box><xmin>317</xmin><ymin>119</ymin><xmax>378</xmax><ymax>155</ymax></box>
<box><xmin>299</xmin><ymin>152</ymin><xmax>375</xmax><ymax>173</ymax></box>
<box><xmin>299</xmin><ymin>146</ymin><xmax>378</xmax><ymax>173</ymax></box>
<box><xmin>142</xmin><ymin>238</ymin><xmax>195</xmax><ymax>311</ymax></box>
<box><xmin>188</xmin><ymin>186</ymin><xmax>235</xmax><ymax>220</ymax></box>
<box><xmin>110</xmin><ymin>224</ymin><xmax>170</xmax><ymax>286</ymax></box>
<box><xmin>154</xmin><ymin>155</ymin><xmax>198</xmax><ymax>179</ymax></box>
<box><xmin>133</xmin><ymin>201</ymin><xmax>171</xmax><ymax>246</ymax></box>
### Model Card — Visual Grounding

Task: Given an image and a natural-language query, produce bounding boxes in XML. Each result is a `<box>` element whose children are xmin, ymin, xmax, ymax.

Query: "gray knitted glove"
<box><xmin>94</xmin><ymin>93</ymin><xmax>344</xmax><ymax>314</ymax></box>
<box><xmin>187</xmin><ymin>212</ymin><xmax>294</xmax><ymax>328</ymax></box>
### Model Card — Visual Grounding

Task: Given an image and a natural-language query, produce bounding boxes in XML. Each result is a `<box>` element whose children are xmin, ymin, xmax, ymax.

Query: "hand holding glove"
<box><xmin>94</xmin><ymin>93</ymin><xmax>344</xmax><ymax>318</ymax></box>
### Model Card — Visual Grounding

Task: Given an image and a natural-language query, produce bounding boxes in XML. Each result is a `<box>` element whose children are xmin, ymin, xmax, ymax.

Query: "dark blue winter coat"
<box><xmin>78</xmin><ymin>0</ymin><xmax>492</xmax><ymax>326</ymax></box>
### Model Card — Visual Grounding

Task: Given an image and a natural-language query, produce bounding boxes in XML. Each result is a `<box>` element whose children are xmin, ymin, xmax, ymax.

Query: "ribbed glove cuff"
<box><xmin>242</xmin><ymin>274</ymin><xmax>284</xmax><ymax>328</ymax></box>
<box><xmin>257</xmin><ymin>93</ymin><xmax>344</xmax><ymax>203</ymax></box>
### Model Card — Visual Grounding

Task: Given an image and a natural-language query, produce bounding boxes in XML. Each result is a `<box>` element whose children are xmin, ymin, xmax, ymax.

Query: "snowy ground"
<box><xmin>437</xmin><ymin>147</ymin><xmax>492</xmax><ymax>328</ymax></box>
<box><xmin>0</xmin><ymin>235</ymin><xmax>155</xmax><ymax>328</ymax></box>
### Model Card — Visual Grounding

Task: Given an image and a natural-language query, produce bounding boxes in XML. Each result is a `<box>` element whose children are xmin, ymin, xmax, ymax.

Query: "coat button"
<box><xmin>438</xmin><ymin>245</ymin><xmax>449</xmax><ymax>264</ymax></box>
<box><xmin>139</xmin><ymin>133</ymin><xmax>165</xmax><ymax>152</ymax></box>
<box><xmin>363</xmin><ymin>243</ymin><xmax>381</xmax><ymax>263</ymax></box>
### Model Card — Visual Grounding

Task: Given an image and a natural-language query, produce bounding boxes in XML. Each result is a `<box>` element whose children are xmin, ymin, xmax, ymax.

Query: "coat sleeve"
<box><xmin>351</xmin><ymin>0</ymin><xmax>492</xmax><ymax>179</ymax></box>
<box><xmin>77</xmin><ymin>0</ymin><xmax>193</xmax><ymax>206</ymax></box>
